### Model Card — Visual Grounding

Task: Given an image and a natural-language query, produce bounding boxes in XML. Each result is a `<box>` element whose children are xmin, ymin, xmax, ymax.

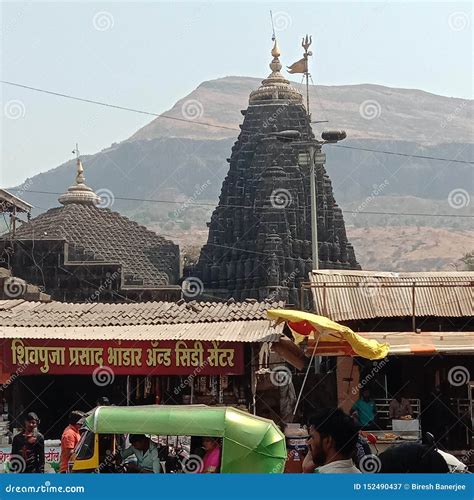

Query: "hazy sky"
<box><xmin>1</xmin><ymin>1</ymin><xmax>472</xmax><ymax>186</ymax></box>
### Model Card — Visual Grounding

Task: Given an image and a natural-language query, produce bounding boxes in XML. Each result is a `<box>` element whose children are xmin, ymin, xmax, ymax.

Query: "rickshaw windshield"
<box><xmin>75</xmin><ymin>430</ymin><xmax>94</xmax><ymax>460</ymax></box>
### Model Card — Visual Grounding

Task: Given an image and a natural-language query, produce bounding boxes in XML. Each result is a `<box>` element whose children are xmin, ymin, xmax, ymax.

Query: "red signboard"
<box><xmin>1</xmin><ymin>339</ymin><xmax>244</xmax><ymax>376</ymax></box>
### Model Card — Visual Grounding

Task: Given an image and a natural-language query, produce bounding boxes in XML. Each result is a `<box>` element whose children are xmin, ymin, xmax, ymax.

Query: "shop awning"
<box><xmin>0</xmin><ymin>321</ymin><xmax>282</xmax><ymax>343</ymax></box>
<box><xmin>358</xmin><ymin>331</ymin><xmax>474</xmax><ymax>355</ymax></box>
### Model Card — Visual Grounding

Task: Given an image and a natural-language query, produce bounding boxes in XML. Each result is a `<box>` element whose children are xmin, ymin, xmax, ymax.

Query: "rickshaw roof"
<box><xmin>83</xmin><ymin>405</ymin><xmax>287</xmax><ymax>472</ymax></box>
<box><xmin>84</xmin><ymin>404</ymin><xmax>284</xmax><ymax>445</ymax></box>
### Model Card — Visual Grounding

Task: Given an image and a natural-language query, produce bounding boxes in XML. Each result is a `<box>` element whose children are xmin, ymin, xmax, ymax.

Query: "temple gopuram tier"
<box><xmin>189</xmin><ymin>41</ymin><xmax>360</xmax><ymax>304</ymax></box>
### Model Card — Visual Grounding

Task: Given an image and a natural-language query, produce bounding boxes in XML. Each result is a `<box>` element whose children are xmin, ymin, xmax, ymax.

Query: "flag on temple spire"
<box><xmin>287</xmin><ymin>57</ymin><xmax>308</xmax><ymax>74</ymax></box>
<box><xmin>287</xmin><ymin>35</ymin><xmax>312</xmax><ymax>74</ymax></box>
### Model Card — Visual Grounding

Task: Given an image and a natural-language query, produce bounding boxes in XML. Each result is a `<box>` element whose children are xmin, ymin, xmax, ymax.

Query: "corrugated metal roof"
<box><xmin>0</xmin><ymin>299</ymin><xmax>285</xmax><ymax>327</ymax></box>
<box><xmin>361</xmin><ymin>332</ymin><xmax>474</xmax><ymax>355</ymax></box>
<box><xmin>308</xmin><ymin>271</ymin><xmax>473</xmax><ymax>321</ymax></box>
<box><xmin>0</xmin><ymin>321</ymin><xmax>282</xmax><ymax>342</ymax></box>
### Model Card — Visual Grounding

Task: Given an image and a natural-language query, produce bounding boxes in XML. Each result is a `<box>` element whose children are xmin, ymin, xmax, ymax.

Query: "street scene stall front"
<box><xmin>0</xmin><ymin>273</ymin><xmax>286</xmax><ymax>470</ymax></box>
<box><xmin>290</xmin><ymin>270</ymin><xmax>473</xmax><ymax>464</ymax></box>
<box><xmin>1</xmin><ymin>18</ymin><xmax>472</xmax><ymax>480</ymax></box>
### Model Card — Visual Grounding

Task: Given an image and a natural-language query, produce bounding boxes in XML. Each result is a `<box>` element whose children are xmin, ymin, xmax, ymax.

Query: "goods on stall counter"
<box><xmin>383</xmin><ymin>433</ymin><xmax>399</xmax><ymax>441</ymax></box>
<box><xmin>284</xmin><ymin>423</ymin><xmax>308</xmax><ymax>473</ymax></box>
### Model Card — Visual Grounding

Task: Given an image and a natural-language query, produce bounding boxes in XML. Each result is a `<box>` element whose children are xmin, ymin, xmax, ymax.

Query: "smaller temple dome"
<box><xmin>58</xmin><ymin>156</ymin><xmax>100</xmax><ymax>206</ymax></box>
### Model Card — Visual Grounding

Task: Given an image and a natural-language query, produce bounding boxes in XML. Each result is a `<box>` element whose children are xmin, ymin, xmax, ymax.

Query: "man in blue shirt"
<box><xmin>351</xmin><ymin>388</ymin><xmax>377</xmax><ymax>429</ymax></box>
<box><xmin>121</xmin><ymin>435</ymin><xmax>161</xmax><ymax>473</ymax></box>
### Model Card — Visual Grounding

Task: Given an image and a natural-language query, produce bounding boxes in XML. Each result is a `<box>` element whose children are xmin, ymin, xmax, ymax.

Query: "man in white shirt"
<box><xmin>307</xmin><ymin>408</ymin><xmax>361</xmax><ymax>473</ymax></box>
<box><xmin>121</xmin><ymin>434</ymin><xmax>161</xmax><ymax>473</ymax></box>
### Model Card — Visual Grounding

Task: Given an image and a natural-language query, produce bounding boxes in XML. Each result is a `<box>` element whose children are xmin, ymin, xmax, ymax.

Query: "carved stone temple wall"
<box><xmin>188</xmin><ymin>41</ymin><xmax>360</xmax><ymax>304</ymax></box>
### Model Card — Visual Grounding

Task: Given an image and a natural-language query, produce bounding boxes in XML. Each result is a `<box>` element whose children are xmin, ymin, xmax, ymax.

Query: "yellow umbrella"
<box><xmin>267</xmin><ymin>309</ymin><xmax>389</xmax><ymax>361</ymax></box>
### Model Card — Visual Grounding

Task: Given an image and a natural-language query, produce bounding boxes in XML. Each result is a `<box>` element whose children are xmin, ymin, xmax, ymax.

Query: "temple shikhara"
<box><xmin>190</xmin><ymin>40</ymin><xmax>360</xmax><ymax>304</ymax></box>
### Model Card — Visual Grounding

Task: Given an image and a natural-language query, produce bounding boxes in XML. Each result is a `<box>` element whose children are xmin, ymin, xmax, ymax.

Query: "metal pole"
<box><xmin>311</xmin><ymin>146</ymin><xmax>325</xmax><ymax>374</ymax></box>
<box><xmin>126</xmin><ymin>376</ymin><xmax>131</xmax><ymax>406</ymax></box>
<box><xmin>310</xmin><ymin>145</ymin><xmax>319</xmax><ymax>269</ymax></box>
<box><xmin>293</xmin><ymin>335</ymin><xmax>320</xmax><ymax>416</ymax></box>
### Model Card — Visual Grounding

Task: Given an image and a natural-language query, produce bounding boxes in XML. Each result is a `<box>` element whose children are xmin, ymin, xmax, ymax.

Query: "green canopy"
<box><xmin>84</xmin><ymin>405</ymin><xmax>287</xmax><ymax>473</ymax></box>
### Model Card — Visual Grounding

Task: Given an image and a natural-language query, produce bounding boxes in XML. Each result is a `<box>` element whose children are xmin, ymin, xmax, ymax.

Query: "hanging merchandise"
<box><xmin>218</xmin><ymin>376</ymin><xmax>224</xmax><ymax>404</ymax></box>
<box><xmin>144</xmin><ymin>376</ymin><xmax>152</xmax><ymax>398</ymax></box>
<box><xmin>211</xmin><ymin>376</ymin><xmax>218</xmax><ymax>397</ymax></box>
<box><xmin>135</xmin><ymin>377</ymin><xmax>141</xmax><ymax>400</ymax></box>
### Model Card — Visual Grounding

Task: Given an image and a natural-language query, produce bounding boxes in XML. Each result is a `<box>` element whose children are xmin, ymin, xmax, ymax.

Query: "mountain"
<box><xmin>130</xmin><ymin>77</ymin><xmax>473</xmax><ymax>145</ymax></box>
<box><xmin>8</xmin><ymin>78</ymin><xmax>474</xmax><ymax>272</ymax></box>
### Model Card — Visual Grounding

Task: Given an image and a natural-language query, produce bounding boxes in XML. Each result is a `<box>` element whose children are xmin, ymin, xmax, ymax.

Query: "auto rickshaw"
<box><xmin>70</xmin><ymin>404</ymin><xmax>287</xmax><ymax>473</ymax></box>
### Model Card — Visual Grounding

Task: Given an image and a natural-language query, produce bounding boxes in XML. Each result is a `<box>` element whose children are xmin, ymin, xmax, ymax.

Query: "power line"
<box><xmin>2</xmin><ymin>80</ymin><xmax>473</xmax><ymax>165</ymax></box>
<box><xmin>0</xmin><ymin>80</ymin><xmax>238</xmax><ymax>132</ymax></box>
<box><xmin>330</xmin><ymin>144</ymin><xmax>474</xmax><ymax>165</ymax></box>
<box><xmin>9</xmin><ymin>188</ymin><xmax>473</xmax><ymax>218</ymax></box>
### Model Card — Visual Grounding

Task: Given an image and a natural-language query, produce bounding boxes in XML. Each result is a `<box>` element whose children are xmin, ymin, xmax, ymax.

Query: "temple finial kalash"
<box><xmin>248</xmin><ymin>23</ymin><xmax>302</xmax><ymax>103</ymax></box>
<box><xmin>58</xmin><ymin>143</ymin><xmax>100</xmax><ymax>206</ymax></box>
<box><xmin>72</xmin><ymin>143</ymin><xmax>85</xmax><ymax>185</ymax></box>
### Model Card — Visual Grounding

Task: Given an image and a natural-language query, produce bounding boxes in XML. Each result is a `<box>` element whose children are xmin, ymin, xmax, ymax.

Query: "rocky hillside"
<box><xmin>8</xmin><ymin>78</ymin><xmax>473</xmax><ymax>272</ymax></box>
<box><xmin>130</xmin><ymin>77</ymin><xmax>473</xmax><ymax>145</ymax></box>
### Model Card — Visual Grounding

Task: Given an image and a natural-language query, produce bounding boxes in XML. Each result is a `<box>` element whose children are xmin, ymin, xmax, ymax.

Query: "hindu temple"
<box><xmin>189</xmin><ymin>40</ymin><xmax>360</xmax><ymax>304</ymax></box>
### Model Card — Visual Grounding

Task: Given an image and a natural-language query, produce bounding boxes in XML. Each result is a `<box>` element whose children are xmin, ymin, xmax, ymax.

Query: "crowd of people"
<box><xmin>302</xmin><ymin>407</ymin><xmax>450</xmax><ymax>474</ymax></box>
<box><xmin>9</xmin><ymin>400</ymin><xmax>222</xmax><ymax>474</ymax></box>
<box><xmin>10</xmin><ymin>410</ymin><xmax>84</xmax><ymax>474</ymax></box>
<box><xmin>9</xmin><ymin>390</ymin><xmax>457</xmax><ymax>475</ymax></box>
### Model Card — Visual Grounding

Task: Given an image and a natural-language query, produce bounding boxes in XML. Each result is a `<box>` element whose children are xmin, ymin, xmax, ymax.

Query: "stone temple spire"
<box><xmin>189</xmin><ymin>40</ymin><xmax>360</xmax><ymax>304</ymax></box>
<box><xmin>58</xmin><ymin>145</ymin><xmax>100</xmax><ymax>206</ymax></box>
